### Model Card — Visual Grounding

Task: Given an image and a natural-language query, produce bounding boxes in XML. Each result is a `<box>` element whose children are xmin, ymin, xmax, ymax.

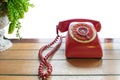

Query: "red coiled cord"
<box><xmin>38</xmin><ymin>35</ymin><xmax>62</xmax><ymax>80</ymax></box>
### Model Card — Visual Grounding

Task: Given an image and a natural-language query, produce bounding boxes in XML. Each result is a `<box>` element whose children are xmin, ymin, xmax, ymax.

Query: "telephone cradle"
<box><xmin>38</xmin><ymin>19</ymin><xmax>103</xmax><ymax>80</ymax></box>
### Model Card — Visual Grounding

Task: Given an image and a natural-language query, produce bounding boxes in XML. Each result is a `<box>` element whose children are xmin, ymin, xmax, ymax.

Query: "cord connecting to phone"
<box><xmin>38</xmin><ymin>27</ymin><xmax>63</xmax><ymax>80</ymax></box>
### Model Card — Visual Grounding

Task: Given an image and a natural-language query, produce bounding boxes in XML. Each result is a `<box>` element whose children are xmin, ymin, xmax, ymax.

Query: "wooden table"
<box><xmin>0</xmin><ymin>38</ymin><xmax>120</xmax><ymax>80</ymax></box>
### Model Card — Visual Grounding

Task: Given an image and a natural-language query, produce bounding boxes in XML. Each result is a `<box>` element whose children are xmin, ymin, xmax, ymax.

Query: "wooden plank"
<box><xmin>0</xmin><ymin>76</ymin><xmax>38</xmax><ymax>80</ymax></box>
<box><xmin>7</xmin><ymin>42</ymin><xmax>120</xmax><ymax>50</ymax></box>
<box><xmin>0</xmin><ymin>60</ymin><xmax>120</xmax><ymax>75</ymax></box>
<box><xmin>1</xmin><ymin>49</ymin><xmax>120</xmax><ymax>60</ymax></box>
<box><xmin>11</xmin><ymin>39</ymin><xmax>41</xmax><ymax>43</ymax></box>
<box><xmin>10</xmin><ymin>43</ymin><xmax>43</xmax><ymax>50</ymax></box>
<box><xmin>0</xmin><ymin>76</ymin><xmax>120</xmax><ymax>80</ymax></box>
<box><xmin>9</xmin><ymin>38</ymin><xmax>120</xmax><ymax>43</ymax></box>
<box><xmin>6</xmin><ymin>38</ymin><xmax>120</xmax><ymax>50</ymax></box>
<box><xmin>0</xmin><ymin>50</ymin><xmax>38</xmax><ymax>60</ymax></box>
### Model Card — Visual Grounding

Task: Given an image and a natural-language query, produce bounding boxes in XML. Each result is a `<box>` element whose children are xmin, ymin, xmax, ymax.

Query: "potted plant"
<box><xmin>0</xmin><ymin>0</ymin><xmax>34</xmax><ymax>51</ymax></box>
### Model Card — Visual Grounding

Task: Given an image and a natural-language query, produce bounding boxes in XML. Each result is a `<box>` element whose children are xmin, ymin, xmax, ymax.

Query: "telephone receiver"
<box><xmin>57</xmin><ymin>19</ymin><xmax>101</xmax><ymax>33</ymax></box>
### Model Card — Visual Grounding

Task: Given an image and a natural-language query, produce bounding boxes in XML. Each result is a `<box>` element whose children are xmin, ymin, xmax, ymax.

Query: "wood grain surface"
<box><xmin>0</xmin><ymin>38</ymin><xmax>120</xmax><ymax>80</ymax></box>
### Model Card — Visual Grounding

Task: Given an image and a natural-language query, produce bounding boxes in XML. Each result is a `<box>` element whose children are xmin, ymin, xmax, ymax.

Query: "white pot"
<box><xmin>0</xmin><ymin>15</ymin><xmax>12</xmax><ymax>52</ymax></box>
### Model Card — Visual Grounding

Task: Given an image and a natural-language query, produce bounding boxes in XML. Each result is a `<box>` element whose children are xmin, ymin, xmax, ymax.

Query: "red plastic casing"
<box><xmin>65</xmin><ymin>31</ymin><xmax>103</xmax><ymax>58</ymax></box>
<box><xmin>57</xmin><ymin>19</ymin><xmax>103</xmax><ymax>58</ymax></box>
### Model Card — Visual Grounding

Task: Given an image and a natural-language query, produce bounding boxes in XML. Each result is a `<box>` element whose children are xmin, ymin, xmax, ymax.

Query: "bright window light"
<box><xmin>5</xmin><ymin>0</ymin><xmax>120</xmax><ymax>38</ymax></box>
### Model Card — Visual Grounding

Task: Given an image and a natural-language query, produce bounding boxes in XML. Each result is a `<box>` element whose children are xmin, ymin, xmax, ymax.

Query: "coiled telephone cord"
<box><xmin>38</xmin><ymin>35</ymin><xmax>62</xmax><ymax>80</ymax></box>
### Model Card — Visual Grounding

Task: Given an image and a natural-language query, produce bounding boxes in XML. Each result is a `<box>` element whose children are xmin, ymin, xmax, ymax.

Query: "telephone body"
<box><xmin>57</xmin><ymin>19</ymin><xmax>103</xmax><ymax>58</ymax></box>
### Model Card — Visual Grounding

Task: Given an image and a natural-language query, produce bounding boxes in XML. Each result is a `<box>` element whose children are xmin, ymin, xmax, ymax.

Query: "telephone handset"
<box><xmin>38</xmin><ymin>19</ymin><xmax>103</xmax><ymax>80</ymax></box>
<box><xmin>57</xmin><ymin>19</ymin><xmax>101</xmax><ymax>32</ymax></box>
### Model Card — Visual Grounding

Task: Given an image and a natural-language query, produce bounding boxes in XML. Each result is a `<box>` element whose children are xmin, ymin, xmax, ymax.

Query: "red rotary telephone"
<box><xmin>38</xmin><ymin>19</ymin><xmax>103</xmax><ymax>80</ymax></box>
<box><xmin>57</xmin><ymin>19</ymin><xmax>103</xmax><ymax>58</ymax></box>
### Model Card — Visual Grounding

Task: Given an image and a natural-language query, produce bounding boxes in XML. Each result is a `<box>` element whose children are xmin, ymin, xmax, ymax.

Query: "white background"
<box><xmin>5</xmin><ymin>0</ymin><xmax>120</xmax><ymax>38</ymax></box>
